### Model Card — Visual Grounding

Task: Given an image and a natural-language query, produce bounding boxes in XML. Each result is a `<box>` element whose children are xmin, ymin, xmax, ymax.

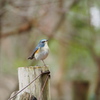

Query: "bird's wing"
<box><xmin>28</xmin><ymin>46</ymin><xmax>40</xmax><ymax>60</ymax></box>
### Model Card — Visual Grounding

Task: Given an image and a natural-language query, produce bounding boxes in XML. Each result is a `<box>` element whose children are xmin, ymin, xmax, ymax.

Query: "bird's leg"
<box><xmin>42</xmin><ymin>60</ymin><xmax>47</xmax><ymax>67</ymax></box>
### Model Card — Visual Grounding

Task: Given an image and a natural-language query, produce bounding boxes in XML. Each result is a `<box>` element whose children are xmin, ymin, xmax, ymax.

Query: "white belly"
<box><xmin>34</xmin><ymin>45</ymin><xmax>49</xmax><ymax>60</ymax></box>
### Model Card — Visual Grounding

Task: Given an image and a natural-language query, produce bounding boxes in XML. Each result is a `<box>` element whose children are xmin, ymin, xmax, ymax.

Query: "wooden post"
<box><xmin>9</xmin><ymin>66</ymin><xmax>51</xmax><ymax>100</ymax></box>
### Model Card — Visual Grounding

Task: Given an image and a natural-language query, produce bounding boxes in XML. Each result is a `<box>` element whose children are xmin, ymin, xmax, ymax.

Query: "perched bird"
<box><xmin>28</xmin><ymin>39</ymin><xmax>49</xmax><ymax>66</ymax></box>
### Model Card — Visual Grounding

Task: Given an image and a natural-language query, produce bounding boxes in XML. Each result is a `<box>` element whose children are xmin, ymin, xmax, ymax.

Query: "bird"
<box><xmin>28</xmin><ymin>39</ymin><xmax>49</xmax><ymax>66</ymax></box>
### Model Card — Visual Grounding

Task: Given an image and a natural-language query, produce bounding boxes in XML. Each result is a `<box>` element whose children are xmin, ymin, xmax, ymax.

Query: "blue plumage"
<box><xmin>28</xmin><ymin>39</ymin><xmax>49</xmax><ymax>64</ymax></box>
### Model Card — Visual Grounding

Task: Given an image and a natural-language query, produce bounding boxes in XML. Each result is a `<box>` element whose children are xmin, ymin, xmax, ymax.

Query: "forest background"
<box><xmin>0</xmin><ymin>0</ymin><xmax>100</xmax><ymax>100</ymax></box>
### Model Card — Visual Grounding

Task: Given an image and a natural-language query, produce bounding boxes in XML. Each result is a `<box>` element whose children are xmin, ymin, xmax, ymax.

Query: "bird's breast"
<box><xmin>34</xmin><ymin>45</ymin><xmax>49</xmax><ymax>60</ymax></box>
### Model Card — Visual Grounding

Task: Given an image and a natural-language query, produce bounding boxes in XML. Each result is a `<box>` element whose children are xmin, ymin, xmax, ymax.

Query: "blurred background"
<box><xmin>0</xmin><ymin>0</ymin><xmax>100</xmax><ymax>100</ymax></box>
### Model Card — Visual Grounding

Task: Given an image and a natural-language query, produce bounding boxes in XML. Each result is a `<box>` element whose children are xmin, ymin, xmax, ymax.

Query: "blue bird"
<box><xmin>28</xmin><ymin>39</ymin><xmax>49</xmax><ymax>66</ymax></box>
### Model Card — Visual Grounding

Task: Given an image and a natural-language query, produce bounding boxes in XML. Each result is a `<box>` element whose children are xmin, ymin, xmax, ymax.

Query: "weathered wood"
<box><xmin>9</xmin><ymin>66</ymin><xmax>51</xmax><ymax>100</ymax></box>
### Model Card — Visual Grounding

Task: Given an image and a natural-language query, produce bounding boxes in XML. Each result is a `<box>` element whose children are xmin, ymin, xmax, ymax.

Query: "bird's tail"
<box><xmin>28</xmin><ymin>56</ymin><xmax>34</xmax><ymax>60</ymax></box>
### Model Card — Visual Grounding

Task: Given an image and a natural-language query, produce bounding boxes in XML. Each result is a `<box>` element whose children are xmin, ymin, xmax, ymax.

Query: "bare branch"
<box><xmin>1</xmin><ymin>22</ymin><xmax>32</xmax><ymax>38</ymax></box>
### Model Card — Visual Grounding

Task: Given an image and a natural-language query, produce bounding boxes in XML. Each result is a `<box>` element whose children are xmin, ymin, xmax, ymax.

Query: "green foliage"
<box><xmin>67</xmin><ymin>42</ymin><xmax>89</xmax><ymax>68</ymax></box>
<box><xmin>49</xmin><ymin>39</ymin><xmax>59</xmax><ymax>55</ymax></box>
<box><xmin>14</xmin><ymin>59</ymin><xmax>29</xmax><ymax>68</ymax></box>
<box><xmin>68</xmin><ymin>0</ymin><xmax>89</xmax><ymax>29</ymax></box>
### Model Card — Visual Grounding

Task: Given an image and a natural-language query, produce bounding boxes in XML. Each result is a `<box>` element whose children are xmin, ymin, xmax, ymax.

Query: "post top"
<box><xmin>18</xmin><ymin>66</ymin><xmax>49</xmax><ymax>70</ymax></box>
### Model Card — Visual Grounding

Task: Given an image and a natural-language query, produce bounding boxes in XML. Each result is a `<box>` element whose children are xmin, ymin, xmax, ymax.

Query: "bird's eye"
<box><xmin>42</xmin><ymin>41</ymin><xmax>45</xmax><ymax>43</ymax></box>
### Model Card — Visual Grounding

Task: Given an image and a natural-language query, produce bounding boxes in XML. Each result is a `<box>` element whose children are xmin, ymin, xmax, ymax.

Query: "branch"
<box><xmin>1</xmin><ymin>22</ymin><xmax>32</xmax><ymax>38</ymax></box>
<box><xmin>1</xmin><ymin>0</ymin><xmax>79</xmax><ymax>43</ymax></box>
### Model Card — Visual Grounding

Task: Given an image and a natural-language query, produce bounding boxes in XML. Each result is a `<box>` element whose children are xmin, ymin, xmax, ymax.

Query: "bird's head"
<box><xmin>39</xmin><ymin>39</ymin><xmax>48</xmax><ymax>47</ymax></box>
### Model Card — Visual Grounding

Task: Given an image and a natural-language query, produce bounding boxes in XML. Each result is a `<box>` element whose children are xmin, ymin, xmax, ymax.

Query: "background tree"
<box><xmin>0</xmin><ymin>0</ymin><xmax>100</xmax><ymax>100</ymax></box>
